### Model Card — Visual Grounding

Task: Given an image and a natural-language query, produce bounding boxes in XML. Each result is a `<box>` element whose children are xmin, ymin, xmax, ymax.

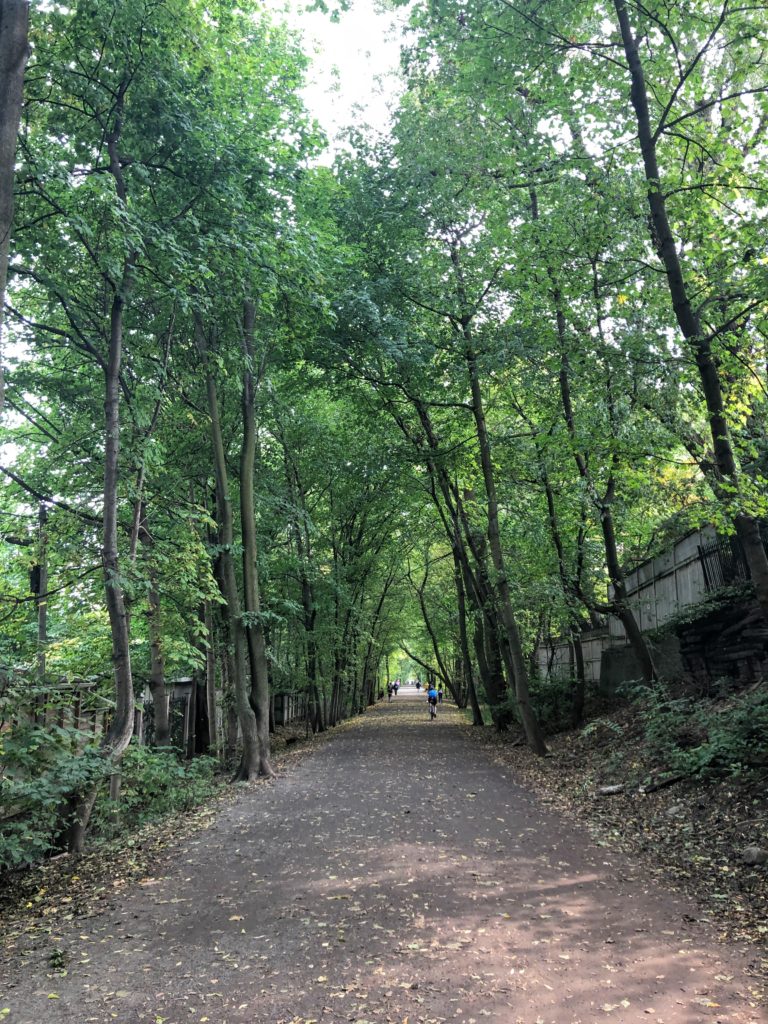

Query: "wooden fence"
<box><xmin>535</xmin><ymin>628</ymin><xmax>609</xmax><ymax>684</ymax></box>
<box><xmin>536</xmin><ymin>525</ymin><xmax>726</xmax><ymax>683</ymax></box>
<box><xmin>607</xmin><ymin>525</ymin><xmax>716</xmax><ymax>641</ymax></box>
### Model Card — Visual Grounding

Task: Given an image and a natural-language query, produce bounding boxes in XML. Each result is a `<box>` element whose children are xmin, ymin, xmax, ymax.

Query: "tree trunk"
<box><xmin>570</xmin><ymin>631</ymin><xmax>586</xmax><ymax>726</ymax></box>
<box><xmin>538</xmin><ymin>454</ymin><xmax>590</xmax><ymax>719</ymax></box>
<box><xmin>102</xmin><ymin>152</ymin><xmax>136</xmax><ymax>756</ymax></box>
<box><xmin>0</xmin><ymin>0</ymin><xmax>29</xmax><ymax>411</ymax></box>
<box><xmin>281</xmin><ymin>441</ymin><xmax>323</xmax><ymax>731</ymax></box>
<box><xmin>138</xmin><ymin>522</ymin><xmax>170</xmax><ymax>746</ymax></box>
<box><xmin>196</xmin><ymin>312</ymin><xmax>260</xmax><ymax>780</ymax></box>
<box><xmin>361</xmin><ymin>628</ymin><xmax>378</xmax><ymax>710</ymax></box>
<box><xmin>461</xmin><ymin>325</ymin><xmax>547</xmax><ymax>754</ymax></box>
<box><xmin>146</xmin><ymin>576</ymin><xmax>170</xmax><ymax>745</ymax></box>
<box><xmin>239</xmin><ymin>299</ymin><xmax>274</xmax><ymax>777</ymax></box>
<box><xmin>35</xmin><ymin>501</ymin><xmax>48</xmax><ymax>680</ymax></box>
<box><xmin>66</xmin><ymin>281</ymin><xmax>136</xmax><ymax>853</ymax></box>
<box><xmin>412</xmin><ymin>564</ymin><xmax>458</xmax><ymax>701</ymax></box>
<box><xmin>329</xmin><ymin>654</ymin><xmax>342</xmax><ymax>727</ymax></box>
<box><xmin>361</xmin><ymin>575</ymin><xmax>394</xmax><ymax>707</ymax></box>
<box><xmin>311</xmin><ymin>681</ymin><xmax>324</xmax><ymax>733</ymax></box>
<box><xmin>389</xmin><ymin>396</ymin><xmax>507</xmax><ymax>726</ymax></box>
<box><xmin>67</xmin><ymin>292</ymin><xmax>134</xmax><ymax>849</ymax></box>
<box><xmin>527</xmin><ymin>176</ymin><xmax>656</xmax><ymax>681</ymax></box>
<box><xmin>598</xmin><ymin>483</ymin><xmax>657</xmax><ymax>682</ymax></box>
<box><xmin>302</xmin><ymin>575</ymin><xmax>320</xmax><ymax>725</ymax></box>
<box><xmin>456</xmin><ymin>502</ymin><xmax>512</xmax><ymax>727</ymax></box>
<box><xmin>471</xmin><ymin>603</ymin><xmax>509</xmax><ymax>728</ymax></box>
<box><xmin>614</xmin><ymin>0</ymin><xmax>768</xmax><ymax>623</ymax></box>
<box><xmin>65</xmin><ymin>84</ymin><xmax>142</xmax><ymax>854</ymax></box>
<box><xmin>204</xmin><ymin>600</ymin><xmax>218</xmax><ymax>752</ymax></box>
<box><xmin>556</xmin><ymin>343</ymin><xmax>657</xmax><ymax>681</ymax></box>
<box><xmin>454</xmin><ymin>544</ymin><xmax>483</xmax><ymax>725</ymax></box>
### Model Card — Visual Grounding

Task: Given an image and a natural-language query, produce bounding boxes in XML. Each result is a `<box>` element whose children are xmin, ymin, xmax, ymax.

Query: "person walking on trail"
<box><xmin>387</xmin><ymin>682</ymin><xmax>393</xmax><ymax>702</ymax></box>
<box><xmin>437</xmin><ymin>685</ymin><xmax>443</xmax><ymax>704</ymax></box>
<box><xmin>427</xmin><ymin>684</ymin><xmax>438</xmax><ymax>719</ymax></box>
<box><xmin>393</xmin><ymin>681</ymin><xmax>399</xmax><ymax>696</ymax></box>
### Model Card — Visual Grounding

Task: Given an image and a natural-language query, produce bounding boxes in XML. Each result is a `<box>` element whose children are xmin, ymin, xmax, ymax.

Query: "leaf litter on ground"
<box><xmin>460</xmin><ymin>707</ymin><xmax>767</xmax><ymax>995</ymax></box>
<box><xmin>0</xmin><ymin>725</ymin><xmax>336</xmax><ymax>968</ymax></box>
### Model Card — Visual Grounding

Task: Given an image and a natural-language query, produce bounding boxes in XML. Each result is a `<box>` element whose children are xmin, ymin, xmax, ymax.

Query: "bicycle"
<box><xmin>428</xmin><ymin>698</ymin><xmax>437</xmax><ymax>720</ymax></box>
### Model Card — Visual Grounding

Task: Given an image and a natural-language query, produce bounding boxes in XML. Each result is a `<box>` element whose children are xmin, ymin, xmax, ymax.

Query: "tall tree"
<box><xmin>612</xmin><ymin>0</ymin><xmax>768</xmax><ymax>620</ymax></box>
<box><xmin>0</xmin><ymin>0</ymin><xmax>29</xmax><ymax>409</ymax></box>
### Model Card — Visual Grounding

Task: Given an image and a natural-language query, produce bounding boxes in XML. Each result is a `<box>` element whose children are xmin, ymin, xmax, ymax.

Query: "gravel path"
<box><xmin>1</xmin><ymin>690</ymin><xmax>764</xmax><ymax>1023</ymax></box>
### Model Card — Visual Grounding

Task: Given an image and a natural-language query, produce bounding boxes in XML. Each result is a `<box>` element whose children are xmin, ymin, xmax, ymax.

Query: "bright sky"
<box><xmin>275</xmin><ymin>0</ymin><xmax>408</xmax><ymax>152</ymax></box>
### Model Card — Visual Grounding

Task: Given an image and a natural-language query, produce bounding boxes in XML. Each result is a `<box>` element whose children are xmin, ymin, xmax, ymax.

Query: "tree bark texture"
<box><xmin>0</xmin><ymin>0</ymin><xmax>29</xmax><ymax>411</ymax></box>
<box><xmin>461</xmin><ymin>330</ymin><xmax>547</xmax><ymax>754</ymax></box>
<box><xmin>454</xmin><ymin>544</ymin><xmax>484</xmax><ymax>726</ymax></box>
<box><xmin>239</xmin><ymin>299</ymin><xmax>274</xmax><ymax>777</ymax></box>
<box><xmin>196</xmin><ymin>313</ymin><xmax>261</xmax><ymax>780</ymax></box>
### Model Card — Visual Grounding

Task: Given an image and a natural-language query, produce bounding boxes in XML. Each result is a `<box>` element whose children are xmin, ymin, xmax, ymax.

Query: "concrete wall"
<box><xmin>599</xmin><ymin>634</ymin><xmax>683</xmax><ymax>692</ymax></box>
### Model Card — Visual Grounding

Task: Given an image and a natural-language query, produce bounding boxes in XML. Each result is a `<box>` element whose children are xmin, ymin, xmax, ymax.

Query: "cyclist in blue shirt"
<box><xmin>427</xmin><ymin>685</ymin><xmax>438</xmax><ymax>718</ymax></box>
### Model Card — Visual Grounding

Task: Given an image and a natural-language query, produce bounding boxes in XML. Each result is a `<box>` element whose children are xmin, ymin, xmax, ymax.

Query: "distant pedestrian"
<box><xmin>387</xmin><ymin>682</ymin><xmax>393</xmax><ymax>702</ymax></box>
<box><xmin>437</xmin><ymin>686</ymin><xmax>443</xmax><ymax>704</ymax></box>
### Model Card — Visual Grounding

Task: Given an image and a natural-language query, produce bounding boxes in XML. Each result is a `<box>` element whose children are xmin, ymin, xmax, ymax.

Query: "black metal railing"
<box><xmin>698</xmin><ymin>535</ymin><xmax>750</xmax><ymax>591</ymax></box>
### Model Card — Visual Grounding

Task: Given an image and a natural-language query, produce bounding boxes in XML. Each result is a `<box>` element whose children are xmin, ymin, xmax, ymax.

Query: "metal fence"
<box><xmin>698</xmin><ymin>535</ymin><xmax>749</xmax><ymax>591</ymax></box>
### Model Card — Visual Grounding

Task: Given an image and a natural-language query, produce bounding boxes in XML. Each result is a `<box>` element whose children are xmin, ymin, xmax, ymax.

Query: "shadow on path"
<box><xmin>1</xmin><ymin>695</ymin><xmax>764</xmax><ymax>1024</ymax></box>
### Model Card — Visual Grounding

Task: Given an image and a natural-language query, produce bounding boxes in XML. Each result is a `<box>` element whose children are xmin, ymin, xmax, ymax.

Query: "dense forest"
<box><xmin>2</xmin><ymin>0</ymin><xmax>768</xmax><ymax>866</ymax></box>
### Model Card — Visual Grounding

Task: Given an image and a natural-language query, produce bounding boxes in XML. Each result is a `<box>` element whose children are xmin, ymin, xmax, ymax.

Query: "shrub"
<box><xmin>476</xmin><ymin>674</ymin><xmax>586</xmax><ymax>734</ymax></box>
<box><xmin>527</xmin><ymin>674</ymin><xmax>583</xmax><ymax>734</ymax></box>
<box><xmin>0</xmin><ymin>723</ymin><xmax>107</xmax><ymax>871</ymax></box>
<box><xmin>1</xmin><ymin>726</ymin><xmax>221</xmax><ymax>872</ymax></box>
<box><xmin>89</xmin><ymin>745</ymin><xmax>221</xmax><ymax>837</ymax></box>
<box><xmin>578</xmin><ymin>716</ymin><xmax>625</xmax><ymax>744</ymax></box>
<box><xmin>638</xmin><ymin>683</ymin><xmax>768</xmax><ymax>779</ymax></box>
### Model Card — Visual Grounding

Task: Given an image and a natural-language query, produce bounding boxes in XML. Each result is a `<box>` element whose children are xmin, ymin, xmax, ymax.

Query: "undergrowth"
<box><xmin>89</xmin><ymin>746</ymin><xmax>221</xmax><ymax>840</ymax></box>
<box><xmin>0</xmin><ymin>731</ymin><xmax>222</xmax><ymax>873</ymax></box>
<box><xmin>634</xmin><ymin>682</ymin><xmax>768</xmax><ymax>780</ymax></box>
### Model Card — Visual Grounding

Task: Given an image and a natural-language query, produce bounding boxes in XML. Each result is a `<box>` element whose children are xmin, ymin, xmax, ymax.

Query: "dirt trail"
<box><xmin>1</xmin><ymin>691</ymin><xmax>764</xmax><ymax>1024</ymax></box>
